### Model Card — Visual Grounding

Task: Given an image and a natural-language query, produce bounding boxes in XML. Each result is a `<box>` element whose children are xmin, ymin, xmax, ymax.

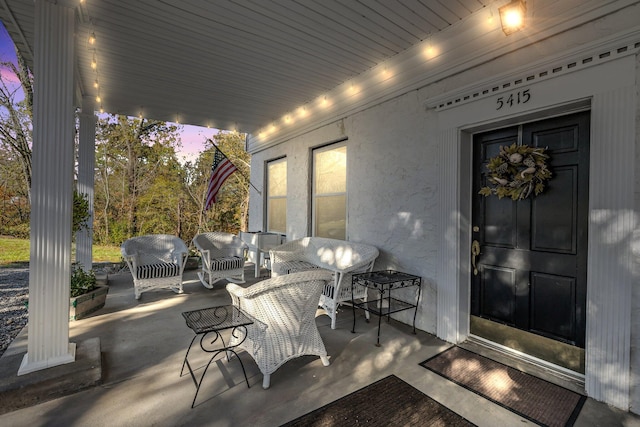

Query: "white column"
<box><xmin>76</xmin><ymin>96</ymin><xmax>97</xmax><ymax>272</ymax></box>
<box><xmin>19</xmin><ymin>0</ymin><xmax>77</xmax><ymax>375</ymax></box>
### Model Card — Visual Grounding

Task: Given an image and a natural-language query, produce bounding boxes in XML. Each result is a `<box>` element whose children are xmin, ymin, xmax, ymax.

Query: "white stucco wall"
<box><xmin>247</xmin><ymin>1</ymin><xmax>640</xmax><ymax>412</ymax></box>
<box><xmin>248</xmin><ymin>92</ymin><xmax>440</xmax><ymax>333</ymax></box>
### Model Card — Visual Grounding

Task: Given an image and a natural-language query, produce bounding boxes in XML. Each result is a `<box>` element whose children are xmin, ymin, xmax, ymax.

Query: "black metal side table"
<box><xmin>351</xmin><ymin>270</ymin><xmax>421</xmax><ymax>346</ymax></box>
<box><xmin>181</xmin><ymin>305</ymin><xmax>253</xmax><ymax>408</ymax></box>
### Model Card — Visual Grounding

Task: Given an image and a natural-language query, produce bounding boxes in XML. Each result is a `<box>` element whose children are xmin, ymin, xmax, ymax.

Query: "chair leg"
<box><xmin>197</xmin><ymin>271</ymin><xmax>213</xmax><ymax>289</ymax></box>
<box><xmin>262</xmin><ymin>374</ymin><xmax>271</xmax><ymax>389</ymax></box>
<box><xmin>320</xmin><ymin>355</ymin><xmax>330</xmax><ymax>366</ymax></box>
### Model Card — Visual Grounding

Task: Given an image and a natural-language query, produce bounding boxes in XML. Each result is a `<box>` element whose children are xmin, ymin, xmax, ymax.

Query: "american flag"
<box><xmin>204</xmin><ymin>147</ymin><xmax>238</xmax><ymax>211</ymax></box>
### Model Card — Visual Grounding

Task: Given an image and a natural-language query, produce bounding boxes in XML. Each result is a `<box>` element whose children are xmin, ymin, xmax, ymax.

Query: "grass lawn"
<box><xmin>0</xmin><ymin>236</ymin><xmax>122</xmax><ymax>267</ymax></box>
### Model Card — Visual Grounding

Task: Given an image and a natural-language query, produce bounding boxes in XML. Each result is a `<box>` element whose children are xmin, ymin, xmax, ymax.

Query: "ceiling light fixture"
<box><xmin>499</xmin><ymin>0</ymin><xmax>526</xmax><ymax>35</ymax></box>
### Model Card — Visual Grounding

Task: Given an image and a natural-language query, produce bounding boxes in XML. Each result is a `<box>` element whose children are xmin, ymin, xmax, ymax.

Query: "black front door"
<box><xmin>471</xmin><ymin>112</ymin><xmax>589</xmax><ymax>370</ymax></box>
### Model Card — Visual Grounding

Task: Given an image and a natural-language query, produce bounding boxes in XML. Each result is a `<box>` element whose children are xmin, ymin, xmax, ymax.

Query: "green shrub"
<box><xmin>70</xmin><ymin>264</ymin><xmax>97</xmax><ymax>298</ymax></box>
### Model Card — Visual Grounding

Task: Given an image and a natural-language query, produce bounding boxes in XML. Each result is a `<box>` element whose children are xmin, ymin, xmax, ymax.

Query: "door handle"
<box><xmin>471</xmin><ymin>240</ymin><xmax>481</xmax><ymax>276</ymax></box>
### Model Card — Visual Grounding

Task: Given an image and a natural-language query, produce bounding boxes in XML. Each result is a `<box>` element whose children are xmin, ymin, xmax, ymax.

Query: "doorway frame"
<box><xmin>431</xmin><ymin>37</ymin><xmax>638</xmax><ymax>410</ymax></box>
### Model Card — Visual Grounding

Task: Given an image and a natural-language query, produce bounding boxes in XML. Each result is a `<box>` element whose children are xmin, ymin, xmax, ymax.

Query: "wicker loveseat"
<box><xmin>121</xmin><ymin>234</ymin><xmax>189</xmax><ymax>300</ymax></box>
<box><xmin>226</xmin><ymin>270</ymin><xmax>334</xmax><ymax>389</ymax></box>
<box><xmin>270</xmin><ymin>237</ymin><xmax>379</xmax><ymax>329</ymax></box>
<box><xmin>192</xmin><ymin>232</ymin><xmax>248</xmax><ymax>288</ymax></box>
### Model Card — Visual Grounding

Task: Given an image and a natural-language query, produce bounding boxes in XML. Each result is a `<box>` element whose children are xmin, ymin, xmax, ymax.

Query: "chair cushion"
<box><xmin>136</xmin><ymin>262</ymin><xmax>180</xmax><ymax>279</ymax></box>
<box><xmin>210</xmin><ymin>256</ymin><xmax>243</xmax><ymax>271</ymax></box>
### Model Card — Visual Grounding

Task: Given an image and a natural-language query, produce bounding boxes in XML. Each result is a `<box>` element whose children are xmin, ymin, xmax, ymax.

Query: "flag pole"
<box><xmin>207</xmin><ymin>139</ymin><xmax>261</xmax><ymax>195</ymax></box>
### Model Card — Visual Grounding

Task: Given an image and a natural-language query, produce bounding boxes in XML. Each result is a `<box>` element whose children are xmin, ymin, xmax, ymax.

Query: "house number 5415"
<box><xmin>496</xmin><ymin>89</ymin><xmax>531</xmax><ymax>110</ymax></box>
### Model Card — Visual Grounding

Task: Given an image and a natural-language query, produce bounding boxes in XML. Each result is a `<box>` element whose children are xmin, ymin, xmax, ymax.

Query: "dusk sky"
<box><xmin>0</xmin><ymin>22</ymin><xmax>218</xmax><ymax>164</ymax></box>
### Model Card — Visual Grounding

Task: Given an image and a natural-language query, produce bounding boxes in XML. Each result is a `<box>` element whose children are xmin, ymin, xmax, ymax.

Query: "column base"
<box><xmin>17</xmin><ymin>343</ymin><xmax>76</xmax><ymax>376</ymax></box>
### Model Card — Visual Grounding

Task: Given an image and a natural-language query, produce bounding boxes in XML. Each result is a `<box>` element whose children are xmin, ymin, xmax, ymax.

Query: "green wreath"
<box><xmin>479</xmin><ymin>143</ymin><xmax>551</xmax><ymax>200</ymax></box>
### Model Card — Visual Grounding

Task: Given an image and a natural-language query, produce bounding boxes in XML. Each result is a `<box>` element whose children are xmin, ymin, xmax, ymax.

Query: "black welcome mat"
<box><xmin>281</xmin><ymin>374</ymin><xmax>475</xmax><ymax>426</ymax></box>
<box><xmin>420</xmin><ymin>346</ymin><xmax>586</xmax><ymax>427</ymax></box>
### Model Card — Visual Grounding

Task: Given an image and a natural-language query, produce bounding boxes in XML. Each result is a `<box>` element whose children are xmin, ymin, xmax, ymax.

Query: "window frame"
<box><xmin>311</xmin><ymin>140</ymin><xmax>348</xmax><ymax>239</ymax></box>
<box><xmin>265</xmin><ymin>156</ymin><xmax>287</xmax><ymax>234</ymax></box>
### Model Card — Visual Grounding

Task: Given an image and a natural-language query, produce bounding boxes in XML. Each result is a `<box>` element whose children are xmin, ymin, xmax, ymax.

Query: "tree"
<box><xmin>93</xmin><ymin>115</ymin><xmax>183</xmax><ymax>243</ymax></box>
<box><xmin>0</xmin><ymin>37</ymin><xmax>33</xmax><ymax>236</ymax></box>
<box><xmin>0</xmin><ymin>45</ymin><xmax>33</xmax><ymax>200</ymax></box>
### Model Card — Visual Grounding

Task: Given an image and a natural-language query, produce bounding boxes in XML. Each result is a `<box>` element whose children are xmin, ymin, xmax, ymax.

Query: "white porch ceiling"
<box><xmin>0</xmin><ymin>0</ymin><xmax>491</xmax><ymax>133</ymax></box>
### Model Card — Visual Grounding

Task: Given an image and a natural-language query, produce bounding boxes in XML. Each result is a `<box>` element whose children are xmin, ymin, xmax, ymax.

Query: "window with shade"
<box><xmin>266</xmin><ymin>158</ymin><xmax>287</xmax><ymax>234</ymax></box>
<box><xmin>312</xmin><ymin>143</ymin><xmax>347</xmax><ymax>239</ymax></box>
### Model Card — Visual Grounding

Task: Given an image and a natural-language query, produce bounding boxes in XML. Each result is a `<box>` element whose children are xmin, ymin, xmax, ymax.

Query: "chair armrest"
<box><xmin>171</xmin><ymin>248</ymin><xmax>187</xmax><ymax>262</ymax></box>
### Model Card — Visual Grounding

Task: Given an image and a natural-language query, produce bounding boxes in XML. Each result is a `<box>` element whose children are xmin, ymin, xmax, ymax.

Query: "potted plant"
<box><xmin>69</xmin><ymin>263</ymin><xmax>109</xmax><ymax>321</ymax></box>
<box><xmin>67</xmin><ymin>191</ymin><xmax>109</xmax><ymax>320</ymax></box>
<box><xmin>185</xmin><ymin>247</ymin><xmax>201</xmax><ymax>270</ymax></box>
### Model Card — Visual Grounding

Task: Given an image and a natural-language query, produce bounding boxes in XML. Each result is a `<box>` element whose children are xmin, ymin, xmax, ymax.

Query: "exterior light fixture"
<box><xmin>499</xmin><ymin>0</ymin><xmax>526</xmax><ymax>35</ymax></box>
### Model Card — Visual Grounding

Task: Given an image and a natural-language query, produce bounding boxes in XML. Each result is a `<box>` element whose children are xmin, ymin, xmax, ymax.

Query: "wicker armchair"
<box><xmin>121</xmin><ymin>234</ymin><xmax>188</xmax><ymax>300</ymax></box>
<box><xmin>226</xmin><ymin>270</ymin><xmax>334</xmax><ymax>389</ymax></box>
<box><xmin>270</xmin><ymin>237</ymin><xmax>379</xmax><ymax>329</ymax></box>
<box><xmin>192</xmin><ymin>232</ymin><xmax>248</xmax><ymax>288</ymax></box>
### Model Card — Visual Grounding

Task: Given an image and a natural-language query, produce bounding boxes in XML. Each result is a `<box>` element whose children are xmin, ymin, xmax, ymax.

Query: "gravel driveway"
<box><xmin>0</xmin><ymin>268</ymin><xmax>29</xmax><ymax>358</ymax></box>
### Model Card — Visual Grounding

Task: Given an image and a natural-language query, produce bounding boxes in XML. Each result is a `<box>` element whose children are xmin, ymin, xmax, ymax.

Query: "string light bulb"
<box><xmin>91</xmin><ymin>53</ymin><xmax>97</xmax><ymax>70</ymax></box>
<box><xmin>93</xmin><ymin>79</ymin><xmax>99</xmax><ymax>88</ymax></box>
<box><xmin>95</xmin><ymin>94</ymin><xmax>101</xmax><ymax>103</ymax></box>
<box><xmin>88</xmin><ymin>32</ymin><xmax>96</xmax><ymax>45</ymax></box>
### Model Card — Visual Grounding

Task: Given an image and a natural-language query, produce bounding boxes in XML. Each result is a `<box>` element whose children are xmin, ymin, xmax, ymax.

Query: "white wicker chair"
<box><xmin>270</xmin><ymin>237</ymin><xmax>379</xmax><ymax>329</ymax></box>
<box><xmin>121</xmin><ymin>234</ymin><xmax>188</xmax><ymax>300</ymax></box>
<box><xmin>192</xmin><ymin>232</ymin><xmax>248</xmax><ymax>288</ymax></box>
<box><xmin>226</xmin><ymin>270</ymin><xmax>334</xmax><ymax>389</ymax></box>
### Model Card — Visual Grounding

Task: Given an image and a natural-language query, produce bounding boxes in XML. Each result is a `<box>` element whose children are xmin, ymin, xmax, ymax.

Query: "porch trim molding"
<box><xmin>246</xmin><ymin>1</ymin><xmax>639</xmax><ymax>154</ymax></box>
<box><xmin>432</xmin><ymin>49</ymin><xmax>637</xmax><ymax>409</ymax></box>
<box><xmin>19</xmin><ymin>0</ymin><xmax>77</xmax><ymax>376</ymax></box>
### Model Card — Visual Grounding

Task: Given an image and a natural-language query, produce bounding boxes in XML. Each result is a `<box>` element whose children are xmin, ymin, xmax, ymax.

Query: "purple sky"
<box><xmin>0</xmin><ymin>23</ymin><xmax>217</xmax><ymax>164</ymax></box>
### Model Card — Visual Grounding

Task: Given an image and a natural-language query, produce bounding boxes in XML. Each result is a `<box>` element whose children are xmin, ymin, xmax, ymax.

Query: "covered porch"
<box><xmin>0</xmin><ymin>0</ymin><xmax>639</xmax><ymax>418</ymax></box>
<box><xmin>0</xmin><ymin>266</ymin><xmax>637</xmax><ymax>426</ymax></box>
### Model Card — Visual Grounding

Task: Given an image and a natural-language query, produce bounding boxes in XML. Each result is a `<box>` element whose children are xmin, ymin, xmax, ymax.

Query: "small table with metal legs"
<box><xmin>351</xmin><ymin>270</ymin><xmax>421</xmax><ymax>346</ymax></box>
<box><xmin>181</xmin><ymin>305</ymin><xmax>253</xmax><ymax>408</ymax></box>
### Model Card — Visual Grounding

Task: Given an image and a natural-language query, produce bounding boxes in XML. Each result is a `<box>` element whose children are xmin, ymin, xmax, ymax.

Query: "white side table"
<box><xmin>239</xmin><ymin>232</ymin><xmax>282</xmax><ymax>278</ymax></box>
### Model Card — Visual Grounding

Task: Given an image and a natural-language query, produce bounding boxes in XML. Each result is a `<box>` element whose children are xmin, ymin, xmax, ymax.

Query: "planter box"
<box><xmin>69</xmin><ymin>285</ymin><xmax>109</xmax><ymax>321</ymax></box>
<box><xmin>184</xmin><ymin>256</ymin><xmax>200</xmax><ymax>271</ymax></box>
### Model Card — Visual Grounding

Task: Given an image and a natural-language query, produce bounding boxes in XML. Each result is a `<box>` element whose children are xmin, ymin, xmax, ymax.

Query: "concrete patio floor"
<box><xmin>1</xmin><ymin>265</ymin><xmax>639</xmax><ymax>426</ymax></box>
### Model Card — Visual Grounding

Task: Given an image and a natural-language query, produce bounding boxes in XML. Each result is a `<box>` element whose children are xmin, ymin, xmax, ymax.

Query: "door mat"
<box><xmin>281</xmin><ymin>374</ymin><xmax>476</xmax><ymax>427</ymax></box>
<box><xmin>420</xmin><ymin>346</ymin><xmax>586</xmax><ymax>427</ymax></box>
